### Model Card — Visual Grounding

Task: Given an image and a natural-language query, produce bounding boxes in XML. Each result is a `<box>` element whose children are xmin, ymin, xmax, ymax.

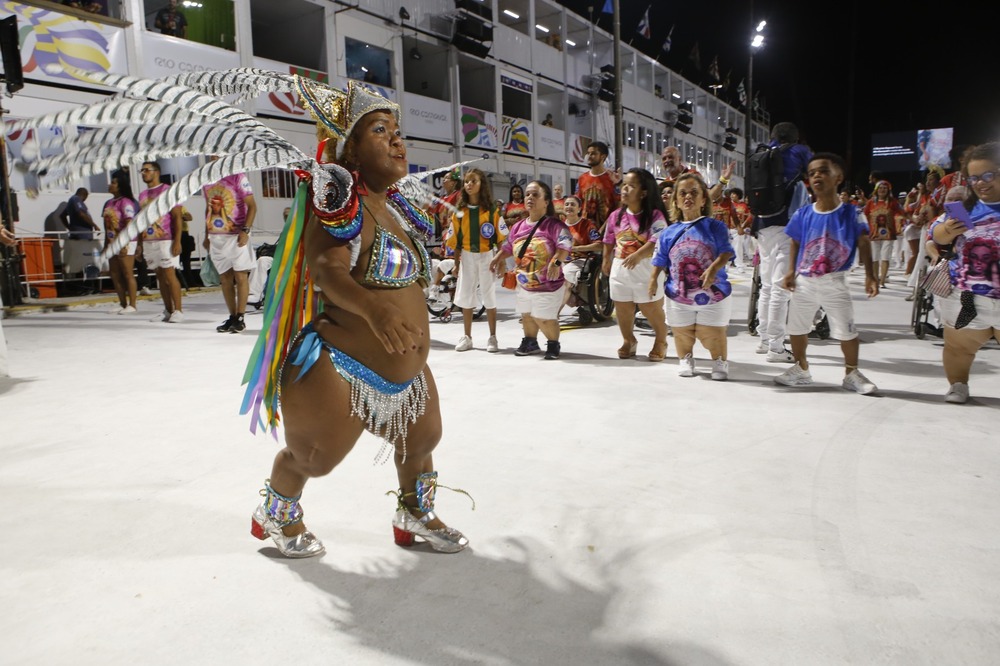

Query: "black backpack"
<box><xmin>747</xmin><ymin>144</ymin><xmax>787</xmax><ymax>217</ymax></box>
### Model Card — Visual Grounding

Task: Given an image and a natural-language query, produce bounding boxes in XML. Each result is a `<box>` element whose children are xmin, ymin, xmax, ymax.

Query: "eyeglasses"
<box><xmin>140</xmin><ymin>168</ymin><xmax>154</xmax><ymax>173</ymax></box>
<box><xmin>967</xmin><ymin>171</ymin><xmax>996</xmax><ymax>186</ymax></box>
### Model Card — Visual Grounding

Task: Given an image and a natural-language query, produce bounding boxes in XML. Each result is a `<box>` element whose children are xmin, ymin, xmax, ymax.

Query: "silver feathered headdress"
<box><xmin>4</xmin><ymin>67</ymin><xmax>473</xmax><ymax>257</ymax></box>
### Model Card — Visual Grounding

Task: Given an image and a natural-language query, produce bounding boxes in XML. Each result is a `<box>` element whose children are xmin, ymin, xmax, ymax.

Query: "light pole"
<box><xmin>744</xmin><ymin>12</ymin><xmax>766</xmax><ymax>179</ymax></box>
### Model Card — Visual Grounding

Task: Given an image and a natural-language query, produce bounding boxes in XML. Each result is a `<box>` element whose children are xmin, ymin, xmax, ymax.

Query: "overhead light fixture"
<box><xmin>503</xmin><ymin>9</ymin><xmax>519</xmax><ymax>19</ymax></box>
<box><xmin>410</xmin><ymin>46</ymin><xmax>422</xmax><ymax>60</ymax></box>
<box><xmin>535</xmin><ymin>24</ymin><xmax>549</xmax><ymax>33</ymax></box>
<box><xmin>360</xmin><ymin>66</ymin><xmax>369</xmax><ymax>73</ymax></box>
<box><xmin>756</xmin><ymin>20</ymin><xmax>767</xmax><ymax>32</ymax></box>
<box><xmin>398</xmin><ymin>7</ymin><xmax>410</xmax><ymax>21</ymax></box>
<box><xmin>751</xmin><ymin>34</ymin><xmax>764</xmax><ymax>48</ymax></box>
<box><xmin>671</xmin><ymin>92</ymin><xmax>681</xmax><ymax>99</ymax></box>
<box><xmin>565</xmin><ymin>39</ymin><xmax>576</xmax><ymax>46</ymax></box>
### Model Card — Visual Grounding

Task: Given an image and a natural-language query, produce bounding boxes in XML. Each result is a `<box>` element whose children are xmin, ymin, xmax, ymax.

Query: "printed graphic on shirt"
<box><xmin>949</xmin><ymin>205</ymin><xmax>1000</xmax><ymax>298</ymax></box>
<box><xmin>668</xmin><ymin>236</ymin><xmax>731</xmax><ymax>305</ymax></box>
<box><xmin>204</xmin><ymin>174</ymin><xmax>253</xmax><ymax>235</ymax></box>
<box><xmin>138</xmin><ymin>183</ymin><xmax>174</xmax><ymax>240</ymax></box>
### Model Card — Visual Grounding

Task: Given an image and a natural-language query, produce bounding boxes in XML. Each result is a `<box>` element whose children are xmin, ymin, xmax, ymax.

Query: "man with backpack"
<box><xmin>747</xmin><ymin>121</ymin><xmax>813</xmax><ymax>361</ymax></box>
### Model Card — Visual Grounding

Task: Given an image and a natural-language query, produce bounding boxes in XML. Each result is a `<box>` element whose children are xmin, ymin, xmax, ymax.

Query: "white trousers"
<box><xmin>755</xmin><ymin>226</ymin><xmax>792</xmax><ymax>351</ymax></box>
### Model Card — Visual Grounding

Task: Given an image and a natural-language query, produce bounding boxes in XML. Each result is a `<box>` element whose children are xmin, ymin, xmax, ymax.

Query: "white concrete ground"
<box><xmin>2</xmin><ymin>269</ymin><xmax>999</xmax><ymax>666</ymax></box>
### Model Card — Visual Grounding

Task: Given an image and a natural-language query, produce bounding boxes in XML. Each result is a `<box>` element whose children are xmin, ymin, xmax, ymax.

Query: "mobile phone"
<box><xmin>944</xmin><ymin>201</ymin><xmax>975</xmax><ymax>230</ymax></box>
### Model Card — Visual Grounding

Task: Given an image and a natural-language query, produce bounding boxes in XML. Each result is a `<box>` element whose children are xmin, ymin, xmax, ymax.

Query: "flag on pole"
<box><xmin>707</xmin><ymin>56</ymin><xmax>720</xmax><ymax>82</ymax></box>
<box><xmin>737</xmin><ymin>78</ymin><xmax>746</xmax><ymax>105</ymax></box>
<box><xmin>722</xmin><ymin>69</ymin><xmax>732</xmax><ymax>91</ymax></box>
<box><xmin>661</xmin><ymin>24</ymin><xmax>674</xmax><ymax>53</ymax></box>
<box><xmin>752</xmin><ymin>91</ymin><xmax>760</xmax><ymax>112</ymax></box>
<box><xmin>601</xmin><ymin>0</ymin><xmax>613</xmax><ymax>14</ymax></box>
<box><xmin>636</xmin><ymin>5</ymin><xmax>651</xmax><ymax>39</ymax></box>
<box><xmin>688</xmin><ymin>42</ymin><xmax>701</xmax><ymax>71</ymax></box>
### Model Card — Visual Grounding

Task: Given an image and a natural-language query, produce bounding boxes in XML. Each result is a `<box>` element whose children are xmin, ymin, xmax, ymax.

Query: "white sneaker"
<box><xmin>150</xmin><ymin>310</ymin><xmax>169</xmax><ymax>322</ymax></box>
<box><xmin>842</xmin><ymin>369</ymin><xmax>877</xmax><ymax>395</ymax></box>
<box><xmin>455</xmin><ymin>335</ymin><xmax>473</xmax><ymax>352</ymax></box>
<box><xmin>774</xmin><ymin>363</ymin><xmax>813</xmax><ymax>386</ymax></box>
<box><xmin>945</xmin><ymin>382</ymin><xmax>969</xmax><ymax>404</ymax></box>
<box><xmin>167</xmin><ymin>310</ymin><xmax>185</xmax><ymax>323</ymax></box>
<box><xmin>139</xmin><ymin>287</ymin><xmax>153</xmax><ymax>295</ymax></box>
<box><xmin>118</xmin><ymin>305</ymin><xmax>137</xmax><ymax>315</ymax></box>
<box><xmin>766</xmin><ymin>348</ymin><xmax>795</xmax><ymax>363</ymax></box>
<box><xmin>755</xmin><ymin>340</ymin><xmax>769</xmax><ymax>354</ymax></box>
<box><xmin>677</xmin><ymin>353</ymin><xmax>695</xmax><ymax>377</ymax></box>
<box><xmin>711</xmin><ymin>357</ymin><xmax>729</xmax><ymax>381</ymax></box>
<box><xmin>486</xmin><ymin>335</ymin><xmax>499</xmax><ymax>353</ymax></box>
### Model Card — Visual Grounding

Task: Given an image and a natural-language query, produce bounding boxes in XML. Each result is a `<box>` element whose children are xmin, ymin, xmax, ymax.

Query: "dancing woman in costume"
<box><xmin>8</xmin><ymin>69</ymin><xmax>471</xmax><ymax>559</ymax></box>
<box><xmin>248</xmin><ymin>81</ymin><xmax>471</xmax><ymax>557</ymax></box>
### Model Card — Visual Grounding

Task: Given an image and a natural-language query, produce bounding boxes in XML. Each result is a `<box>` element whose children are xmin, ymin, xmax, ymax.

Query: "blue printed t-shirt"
<box><xmin>500</xmin><ymin>216</ymin><xmax>573</xmax><ymax>292</ymax></box>
<box><xmin>652</xmin><ymin>216</ymin><xmax>734</xmax><ymax>305</ymax></box>
<box><xmin>785</xmin><ymin>202</ymin><xmax>869</xmax><ymax>278</ymax></box>
<box><xmin>930</xmin><ymin>200</ymin><xmax>1000</xmax><ymax>298</ymax></box>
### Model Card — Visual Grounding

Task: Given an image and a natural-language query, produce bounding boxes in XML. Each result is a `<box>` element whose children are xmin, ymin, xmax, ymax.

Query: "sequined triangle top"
<box><xmin>361</xmin><ymin>221</ymin><xmax>431</xmax><ymax>288</ymax></box>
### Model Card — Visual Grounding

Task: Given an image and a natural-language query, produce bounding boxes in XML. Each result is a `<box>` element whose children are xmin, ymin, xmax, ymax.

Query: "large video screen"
<box><xmin>871</xmin><ymin>128</ymin><xmax>953</xmax><ymax>172</ymax></box>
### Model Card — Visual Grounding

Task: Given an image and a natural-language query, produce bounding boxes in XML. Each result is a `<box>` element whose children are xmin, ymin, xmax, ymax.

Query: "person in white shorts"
<box><xmin>203</xmin><ymin>160</ymin><xmax>257</xmax><ymax>333</ymax></box>
<box><xmin>774</xmin><ymin>153</ymin><xmax>880</xmax><ymax>394</ymax></box>
<box><xmin>138</xmin><ymin>161</ymin><xmax>185</xmax><ymax>322</ymax></box>
<box><xmin>601</xmin><ymin>168</ymin><xmax>669</xmax><ymax>361</ymax></box>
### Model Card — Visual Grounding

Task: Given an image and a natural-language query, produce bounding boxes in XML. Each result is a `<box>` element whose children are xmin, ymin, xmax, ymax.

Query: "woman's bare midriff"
<box><xmin>311</xmin><ymin>283</ymin><xmax>430</xmax><ymax>383</ymax></box>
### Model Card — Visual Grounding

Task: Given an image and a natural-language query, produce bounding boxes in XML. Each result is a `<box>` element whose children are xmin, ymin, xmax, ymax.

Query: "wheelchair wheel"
<box><xmin>747</xmin><ymin>264</ymin><xmax>761</xmax><ymax>336</ymax></box>
<box><xmin>813</xmin><ymin>314</ymin><xmax>831</xmax><ymax>340</ymax></box>
<box><xmin>587</xmin><ymin>265</ymin><xmax>614</xmax><ymax>322</ymax></box>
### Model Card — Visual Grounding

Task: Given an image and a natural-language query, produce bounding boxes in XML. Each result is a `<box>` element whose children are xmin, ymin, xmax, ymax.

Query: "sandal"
<box><xmin>648</xmin><ymin>341</ymin><xmax>667</xmax><ymax>362</ymax></box>
<box><xmin>617</xmin><ymin>340</ymin><xmax>638</xmax><ymax>359</ymax></box>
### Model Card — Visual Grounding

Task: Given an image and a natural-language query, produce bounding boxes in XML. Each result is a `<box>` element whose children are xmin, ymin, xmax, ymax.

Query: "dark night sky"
<box><xmin>557</xmin><ymin>0</ymin><xmax>999</xmax><ymax>188</ymax></box>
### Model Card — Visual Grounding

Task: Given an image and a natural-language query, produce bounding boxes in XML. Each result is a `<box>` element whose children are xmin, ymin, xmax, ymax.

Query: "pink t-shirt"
<box><xmin>500</xmin><ymin>216</ymin><xmax>573</xmax><ymax>292</ymax></box>
<box><xmin>138</xmin><ymin>183</ymin><xmax>175</xmax><ymax>241</ymax></box>
<box><xmin>203</xmin><ymin>173</ymin><xmax>254</xmax><ymax>235</ymax></box>
<box><xmin>602</xmin><ymin>208</ymin><xmax>667</xmax><ymax>259</ymax></box>
<box><xmin>102</xmin><ymin>196</ymin><xmax>139</xmax><ymax>241</ymax></box>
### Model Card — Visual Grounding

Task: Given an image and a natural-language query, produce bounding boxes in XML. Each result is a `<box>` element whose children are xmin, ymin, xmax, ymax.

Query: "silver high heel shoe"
<box><xmin>389</xmin><ymin>472</ymin><xmax>473</xmax><ymax>553</ymax></box>
<box><xmin>250</xmin><ymin>481</ymin><xmax>325</xmax><ymax>558</ymax></box>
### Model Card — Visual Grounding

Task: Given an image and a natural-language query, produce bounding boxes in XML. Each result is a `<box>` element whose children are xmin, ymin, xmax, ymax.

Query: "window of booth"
<box><xmin>345</xmin><ymin>37</ymin><xmax>393</xmax><ymax>88</ymax></box>
<box><xmin>145</xmin><ymin>0</ymin><xmax>236</xmax><ymax>51</ymax></box>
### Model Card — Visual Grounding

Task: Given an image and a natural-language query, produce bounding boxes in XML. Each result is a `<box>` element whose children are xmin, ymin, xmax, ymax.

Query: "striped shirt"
<box><xmin>446</xmin><ymin>205</ymin><xmax>507</xmax><ymax>253</ymax></box>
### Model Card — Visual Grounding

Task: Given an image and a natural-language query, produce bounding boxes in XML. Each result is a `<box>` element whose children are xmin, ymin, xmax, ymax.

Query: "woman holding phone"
<box><xmin>930</xmin><ymin>142</ymin><xmax>1000</xmax><ymax>404</ymax></box>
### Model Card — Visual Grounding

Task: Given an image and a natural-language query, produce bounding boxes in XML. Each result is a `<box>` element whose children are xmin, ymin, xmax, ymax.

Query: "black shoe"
<box><xmin>543</xmin><ymin>340</ymin><xmax>561</xmax><ymax>360</ymax></box>
<box><xmin>230</xmin><ymin>315</ymin><xmax>246</xmax><ymax>333</ymax></box>
<box><xmin>216</xmin><ymin>315</ymin><xmax>236</xmax><ymax>333</ymax></box>
<box><xmin>514</xmin><ymin>337</ymin><xmax>541</xmax><ymax>356</ymax></box>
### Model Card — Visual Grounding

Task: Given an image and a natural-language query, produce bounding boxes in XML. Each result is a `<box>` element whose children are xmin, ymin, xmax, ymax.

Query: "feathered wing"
<box><xmin>109</xmin><ymin>147</ymin><xmax>308</xmax><ymax>257</ymax></box>
<box><xmin>24</xmin><ymin>122</ymin><xmax>301</xmax><ymax>187</ymax></box>
<box><xmin>167</xmin><ymin>67</ymin><xmax>298</xmax><ymax>103</ymax></box>
<box><xmin>394</xmin><ymin>158</ymin><xmax>485</xmax><ymax>216</ymax></box>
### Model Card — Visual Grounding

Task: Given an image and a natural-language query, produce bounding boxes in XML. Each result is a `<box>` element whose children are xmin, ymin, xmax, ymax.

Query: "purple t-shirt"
<box><xmin>785</xmin><ymin>203</ymin><xmax>869</xmax><ymax>277</ymax></box>
<box><xmin>652</xmin><ymin>216</ymin><xmax>734</xmax><ymax>305</ymax></box>
<box><xmin>203</xmin><ymin>173</ymin><xmax>254</xmax><ymax>235</ymax></box>
<box><xmin>602</xmin><ymin>208</ymin><xmax>667</xmax><ymax>259</ymax></box>
<box><xmin>102</xmin><ymin>196</ymin><xmax>139</xmax><ymax>241</ymax></box>
<box><xmin>930</xmin><ymin>200</ymin><xmax>1000</xmax><ymax>298</ymax></box>
<box><xmin>138</xmin><ymin>183</ymin><xmax>175</xmax><ymax>241</ymax></box>
<box><xmin>501</xmin><ymin>216</ymin><xmax>573</xmax><ymax>292</ymax></box>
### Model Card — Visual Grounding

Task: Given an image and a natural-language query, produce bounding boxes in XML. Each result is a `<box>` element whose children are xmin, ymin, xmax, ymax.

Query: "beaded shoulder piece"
<box><xmin>311</xmin><ymin>171</ymin><xmax>363</xmax><ymax>241</ymax></box>
<box><xmin>386</xmin><ymin>187</ymin><xmax>434</xmax><ymax>241</ymax></box>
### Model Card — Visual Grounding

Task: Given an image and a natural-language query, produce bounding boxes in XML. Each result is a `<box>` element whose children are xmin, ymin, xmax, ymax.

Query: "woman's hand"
<box><xmin>546</xmin><ymin>260</ymin><xmax>561</xmax><ymax>281</ymax></box>
<box><xmin>700</xmin><ymin>266</ymin><xmax>718</xmax><ymax>290</ymax></box>
<box><xmin>782</xmin><ymin>270</ymin><xmax>797</xmax><ymax>291</ymax></box>
<box><xmin>622</xmin><ymin>253</ymin><xmax>641</xmax><ymax>270</ymax></box>
<box><xmin>365</xmin><ymin>301</ymin><xmax>424</xmax><ymax>354</ymax></box>
<box><xmin>488</xmin><ymin>254</ymin><xmax>504</xmax><ymax>277</ymax></box>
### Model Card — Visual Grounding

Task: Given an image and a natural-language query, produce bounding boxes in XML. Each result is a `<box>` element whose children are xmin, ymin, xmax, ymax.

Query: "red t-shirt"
<box><xmin>565</xmin><ymin>217</ymin><xmax>600</xmax><ymax>259</ymax></box>
<box><xmin>576</xmin><ymin>171</ymin><xmax>619</xmax><ymax>228</ymax></box>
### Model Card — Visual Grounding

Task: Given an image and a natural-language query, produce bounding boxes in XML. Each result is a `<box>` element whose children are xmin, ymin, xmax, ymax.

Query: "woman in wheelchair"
<box><xmin>559</xmin><ymin>195</ymin><xmax>603</xmax><ymax>320</ymax></box>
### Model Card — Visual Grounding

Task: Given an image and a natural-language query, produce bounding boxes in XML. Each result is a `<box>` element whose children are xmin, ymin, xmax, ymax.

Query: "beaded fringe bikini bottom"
<box><xmin>282</xmin><ymin>324</ymin><xmax>429</xmax><ymax>463</ymax></box>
